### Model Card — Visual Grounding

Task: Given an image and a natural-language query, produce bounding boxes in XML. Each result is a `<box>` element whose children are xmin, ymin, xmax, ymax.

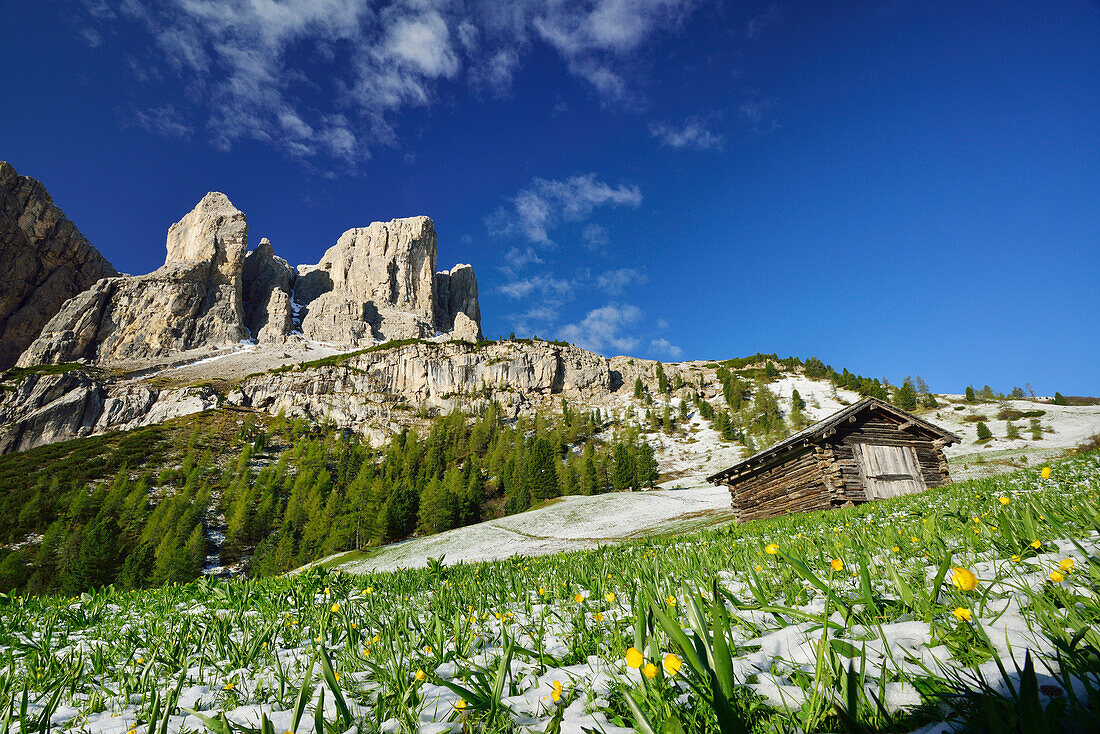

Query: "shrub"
<box><xmin>976</xmin><ymin>422</ymin><xmax>992</xmax><ymax>441</ymax></box>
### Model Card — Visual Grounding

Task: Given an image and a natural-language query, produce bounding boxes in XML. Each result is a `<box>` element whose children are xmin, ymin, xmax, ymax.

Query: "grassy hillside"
<box><xmin>0</xmin><ymin>453</ymin><xmax>1097</xmax><ymax>732</ymax></box>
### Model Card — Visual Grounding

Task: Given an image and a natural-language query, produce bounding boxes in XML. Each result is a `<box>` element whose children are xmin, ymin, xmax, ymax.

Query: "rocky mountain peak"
<box><xmin>0</xmin><ymin>161</ymin><xmax>118</xmax><ymax>368</ymax></box>
<box><xmin>163</xmin><ymin>191</ymin><xmax>247</xmax><ymax>286</ymax></box>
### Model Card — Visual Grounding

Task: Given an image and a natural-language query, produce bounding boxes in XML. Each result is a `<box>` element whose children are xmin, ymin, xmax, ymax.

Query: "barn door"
<box><xmin>855</xmin><ymin>444</ymin><xmax>927</xmax><ymax>499</ymax></box>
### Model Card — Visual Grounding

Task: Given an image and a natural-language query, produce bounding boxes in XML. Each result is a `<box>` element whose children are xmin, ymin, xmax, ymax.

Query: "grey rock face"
<box><xmin>228</xmin><ymin>340</ymin><xmax>614</xmax><ymax>442</ymax></box>
<box><xmin>434</xmin><ymin>263</ymin><xmax>481</xmax><ymax>338</ymax></box>
<box><xmin>0</xmin><ymin>369</ymin><xmax>217</xmax><ymax>454</ymax></box>
<box><xmin>0</xmin><ymin>161</ymin><xmax>118</xmax><ymax>368</ymax></box>
<box><xmin>297</xmin><ymin>216</ymin><xmax>438</xmax><ymax>345</ymax></box>
<box><xmin>243</xmin><ymin>238</ymin><xmax>295</xmax><ymax>343</ymax></box>
<box><xmin>17</xmin><ymin>192</ymin><xmax>250</xmax><ymax>367</ymax></box>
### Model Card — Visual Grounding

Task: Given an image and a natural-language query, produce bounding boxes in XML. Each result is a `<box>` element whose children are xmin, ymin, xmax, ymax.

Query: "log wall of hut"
<box><xmin>828</xmin><ymin>414</ymin><xmax>952</xmax><ymax>499</ymax></box>
<box><xmin>727</xmin><ymin>447</ymin><xmax>832</xmax><ymax>522</ymax></box>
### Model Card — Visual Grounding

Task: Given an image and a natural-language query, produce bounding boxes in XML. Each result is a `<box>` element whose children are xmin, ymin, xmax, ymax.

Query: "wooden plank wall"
<box><xmin>830</xmin><ymin>414</ymin><xmax>952</xmax><ymax>498</ymax></box>
<box><xmin>727</xmin><ymin>446</ymin><xmax>832</xmax><ymax>522</ymax></box>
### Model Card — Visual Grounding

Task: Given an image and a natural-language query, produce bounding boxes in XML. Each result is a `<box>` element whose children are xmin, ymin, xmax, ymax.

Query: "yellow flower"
<box><xmin>1011</xmin><ymin>555</ymin><xmax>1021</xmax><ymax>562</ymax></box>
<box><xmin>372</xmin><ymin>634</ymin><xmax>381</xmax><ymax>643</ymax></box>
<box><xmin>331</xmin><ymin>602</ymin><xmax>340</xmax><ymax>613</ymax></box>
<box><xmin>1050</xmin><ymin>570</ymin><xmax>1065</xmax><ymax>583</ymax></box>
<box><xmin>334</xmin><ymin>672</ymin><xmax>340</xmax><ymax>682</ymax></box>
<box><xmin>455</xmin><ymin>699</ymin><xmax>467</xmax><ymax>710</ymax></box>
<box><xmin>952</xmin><ymin>567</ymin><xmax>978</xmax><ymax>591</ymax></box>
<box><xmin>539</xmin><ymin>587</ymin><xmax>546</xmax><ymax>596</ymax></box>
<box><xmin>953</xmin><ymin>607</ymin><xmax>972</xmax><ymax>622</ymax></box>
<box><xmin>891</xmin><ymin>546</ymin><xmax>900</xmax><ymax>553</ymax></box>
<box><xmin>362</xmin><ymin>647</ymin><xmax>370</xmax><ymax>657</ymax></box>
<box><xmin>999</xmin><ymin>497</ymin><xmax>1010</xmax><ymax>505</ymax></box>
<box><xmin>1030</xmin><ymin>540</ymin><xmax>1041</xmax><ymax>549</ymax></box>
<box><xmin>830</xmin><ymin>559</ymin><xmax>844</xmax><ymax>572</ymax></box>
<box><xmin>365</xmin><ymin>587</ymin><xmax>373</xmax><ymax>595</ymax></box>
<box><xmin>663</xmin><ymin>653</ymin><xmax>682</xmax><ymax>675</ymax></box>
<box><xmin>574</xmin><ymin>593</ymin><xmax>584</xmax><ymax>604</ymax></box>
<box><xmin>625</xmin><ymin>647</ymin><xmax>644</xmax><ymax>669</ymax></box>
<box><xmin>1041</xmin><ymin>466</ymin><xmax>1051</xmax><ymax>479</ymax></box>
<box><xmin>765</xmin><ymin>543</ymin><xmax>779</xmax><ymax>555</ymax></box>
<box><xmin>425</xmin><ymin>645</ymin><xmax>433</xmax><ymax>654</ymax></box>
<box><xmin>415</xmin><ymin>669</ymin><xmax>426</xmax><ymax>682</ymax></box>
<box><xmin>1059</xmin><ymin>558</ymin><xmax>1075</xmax><ymax>573</ymax></box>
<box><xmin>755</xmin><ymin>564</ymin><xmax>762</xmax><ymax>572</ymax></box>
<box><xmin>550</xmin><ymin>680</ymin><xmax>563</xmax><ymax>703</ymax></box>
<box><xmin>224</xmin><ymin>683</ymin><xmax>235</xmax><ymax>690</ymax></box>
<box><xmin>605</xmin><ymin>592</ymin><xmax>615</xmax><ymax>603</ymax></box>
<box><xmin>911</xmin><ymin>536</ymin><xmax>919</xmax><ymax>543</ymax></box>
<box><xmin>666</xmin><ymin>595</ymin><xmax>677</xmax><ymax>606</ymax></box>
<box><xmin>594</xmin><ymin>612</ymin><xmax>604</xmax><ymax>622</ymax></box>
<box><xmin>643</xmin><ymin>662</ymin><xmax>659</xmax><ymax>679</ymax></box>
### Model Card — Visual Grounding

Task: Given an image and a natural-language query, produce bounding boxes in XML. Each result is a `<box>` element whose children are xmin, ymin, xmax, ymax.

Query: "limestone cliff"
<box><xmin>0</xmin><ymin>368</ymin><xmax>218</xmax><ymax>454</ymax></box>
<box><xmin>17</xmin><ymin>193</ymin><xmax>250</xmax><ymax>367</ymax></box>
<box><xmin>243</xmin><ymin>238</ymin><xmax>294</xmax><ymax>343</ymax></box>
<box><xmin>434</xmin><ymin>264</ymin><xmax>481</xmax><ymax>339</ymax></box>
<box><xmin>226</xmin><ymin>340</ymin><xmax>619</xmax><ymax>443</ymax></box>
<box><xmin>0</xmin><ymin>161</ymin><xmax>118</xmax><ymax>368</ymax></box>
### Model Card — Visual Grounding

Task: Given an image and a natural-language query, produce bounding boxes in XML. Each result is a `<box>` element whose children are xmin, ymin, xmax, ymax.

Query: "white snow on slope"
<box><xmin>328</xmin><ymin>485</ymin><xmax>736</xmax><ymax>574</ymax></box>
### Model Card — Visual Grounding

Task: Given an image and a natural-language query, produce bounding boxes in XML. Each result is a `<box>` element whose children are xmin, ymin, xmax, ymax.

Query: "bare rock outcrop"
<box><xmin>0</xmin><ymin>161</ymin><xmax>118</xmax><ymax>368</ymax></box>
<box><xmin>434</xmin><ymin>263</ymin><xmax>481</xmax><ymax>338</ymax></box>
<box><xmin>0</xmin><ymin>368</ymin><xmax>217</xmax><ymax>454</ymax></box>
<box><xmin>227</xmin><ymin>340</ymin><xmax>617</xmax><ymax>442</ymax></box>
<box><xmin>243</xmin><ymin>238</ymin><xmax>295</xmax><ymax>343</ymax></box>
<box><xmin>17</xmin><ymin>193</ymin><xmax>250</xmax><ymax>367</ymax></box>
<box><xmin>296</xmin><ymin>216</ymin><xmax>438</xmax><ymax>345</ymax></box>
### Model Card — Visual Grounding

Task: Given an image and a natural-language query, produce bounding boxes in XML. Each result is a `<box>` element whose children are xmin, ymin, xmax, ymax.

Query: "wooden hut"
<box><xmin>707</xmin><ymin>397</ymin><xmax>960</xmax><ymax>522</ymax></box>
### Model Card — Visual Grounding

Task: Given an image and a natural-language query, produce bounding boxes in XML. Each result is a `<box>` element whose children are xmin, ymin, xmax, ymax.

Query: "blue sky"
<box><xmin>2</xmin><ymin>1</ymin><xmax>1098</xmax><ymax>395</ymax></box>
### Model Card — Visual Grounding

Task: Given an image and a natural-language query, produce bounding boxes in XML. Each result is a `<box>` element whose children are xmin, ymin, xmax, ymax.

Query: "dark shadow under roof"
<box><xmin>706</xmin><ymin>396</ymin><xmax>961</xmax><ymax>484</ymax></box>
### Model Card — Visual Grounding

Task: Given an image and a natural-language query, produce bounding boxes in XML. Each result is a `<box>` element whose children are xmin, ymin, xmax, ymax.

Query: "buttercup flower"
<box><xmin>953</xmin><ymin>607</ymin><xmax>972</xmax><ymax>622</ymax></box>
<box><xmin>765</xmin><ymin>543</ymin><xmax>779</xmax><ymax>555</ymax></box>
<box><xmin>830</xmin><ymin>559</ymin><xmax>844</xmax><ymax>571</ymax></box>
<box><xmin>663</xmin><ymin>653</ymin><xmax>682</xmax><ymax>675</ymax></box>
<box><xmin>625</xmin><ymin>647</ymin><xmax>644</xmax><ymax>669</ymax></box>
<box><xmin>999</xmin><ymin>497</ymin><xmax>1010</xmax><ymax>505</ymax></box>
<box><xmin>952</xmin><ymin>567</ymin><xmax>978</xmax><ymax>592</ymax></box>
<box><xmin>1059</xmin><ymin>558</ymin><xmax>1075</xmax><ymax>573</ymax></box>
<box><xmin>1041</xmin><ymin>466</ymin><xmax>1051</xmax><ymax>479</ymax></box>
<box><xmin>643</xmin><ymin>662</ymin><xmax>659</xmax><ymax>679</ymax></box>
<box><xmin>415</xmin><ymin>669</ymin><xmax>426</xmax><ymax>682</ymax></box>
<box><xmin>550</xmin><ymin>680</ymin><xmax>563</xmax><ymax>703</ymax></box>
<box><xmin>1050</xmin><ymin>570</ymin><xmax>1065</xmax><ymax>583</ymax></box>
<box><xmin>1030</xmin><ymin>540</ymin><xmax>1041</xmax><ymax>549</ymax></box>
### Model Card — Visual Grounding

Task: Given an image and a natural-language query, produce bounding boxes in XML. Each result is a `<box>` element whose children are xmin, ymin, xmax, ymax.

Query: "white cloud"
<box><xmin>508</xmin><ymin>304</ymin><xmax>561</xmax><ymax>335</ymax></box>
<box><xmin>499</xmin><ymin>246</ymin><xmax>544</xmax><ymax>275</ymax></box>
<box><xmin>582</xmin><ymin>222</ymin><xmax>610</xmax><ymax>252</ymax></box>
<box><xmin>78</xmin><ymin>27</ymin><xmax>103</xmax><ymax>47</ymax></box>
<box><xmin>558</xmin><ymin>303</ymin><xmax>642</xmax><ymax>354</ymax></box>
<box><xmin>649</xmin><ymin>338</ymin><xmax>683</xmax><ymax>358</ymax></box>
<box><xmin>83</xmin><ymin>0</ymin><xmax>703</xmax><ymax>163</ymax></box>
<box><xmin>487</xmin><ymin>174</ymin><xmax>642</xmax><ymax>245</ymax></box>
<box><xmin>747</xmin><ymin>4</ymin><xmax>781</xmax><ymax>40</ymax></box>
<box><xmin>497</xmin><ymin>275</ymin><xmax>575</xmax><ymax>300</ymax></box>
<box><xmin>130</xmin><ymin>105</ymin><xmax>192</xmax><ymax>139</ymax></box>
<box><xmin>739</xmin><ymin>99</ymin><xmax>777</xmax><ymax>131</ymax></box>
<box><xmin>597</xmin><ymin>268</ymin><xmax>648</xmax><ymax>295</ymax></box>
<box><xmin>649</xmin><ymin>115</ymin><xmax>724</xmax><ymax>150</ymax></box>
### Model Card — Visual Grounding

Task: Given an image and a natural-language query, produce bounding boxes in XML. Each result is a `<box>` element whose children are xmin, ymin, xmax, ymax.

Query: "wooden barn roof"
<box><xmin>706</xmin><ymin>397</ymin><xmax>961</xmax><ymax>485</ymax></box>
